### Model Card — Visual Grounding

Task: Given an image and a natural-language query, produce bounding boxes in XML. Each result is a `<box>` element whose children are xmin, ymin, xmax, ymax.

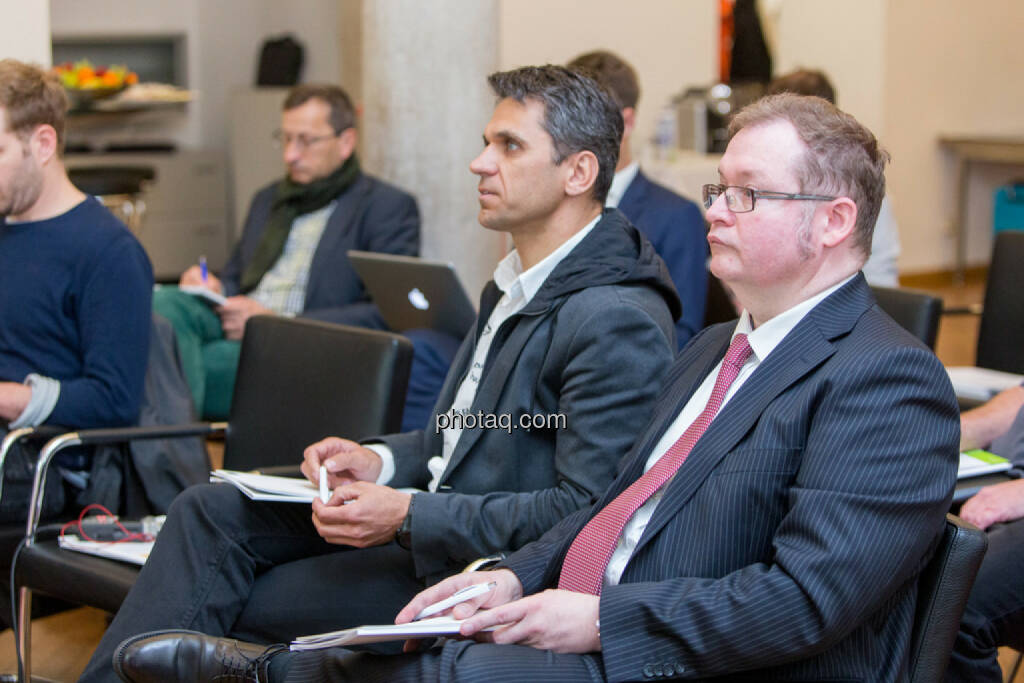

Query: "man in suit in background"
<box><xmin>569</xmin><ymin>50</ymin><xmax>708</xmax><ymax>347</ymax></box>
<box><xmin>112</xmin><ymin>94</ymin><xmax>960</xmax><ymax>683</ymax></box>
<box><xmin>153</xmin><ymin>84</ymin><xmax>420</xmax><ymax>418</ymax></box>
<box><xmin>93</xmin><ymin>65</ymin><xmax>680</xmax><ymax>683</ymax></box>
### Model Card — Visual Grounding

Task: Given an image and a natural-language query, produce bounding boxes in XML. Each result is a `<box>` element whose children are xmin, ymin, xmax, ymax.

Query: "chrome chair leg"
<box><xmin>17</xmin><ymin>586</ymin><xmax>31</xmax><ymax>682</ymax></box>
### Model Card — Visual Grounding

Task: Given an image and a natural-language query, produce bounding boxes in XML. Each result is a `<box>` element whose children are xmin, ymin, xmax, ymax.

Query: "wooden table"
<box><xmin>937</xmin><ymin>135</ymin><xmax>1024</xmax><ymax>282</ymax></box>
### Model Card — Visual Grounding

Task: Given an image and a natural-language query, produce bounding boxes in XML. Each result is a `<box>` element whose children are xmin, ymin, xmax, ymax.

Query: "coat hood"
<box><xmin>514</xmin><ymin>208</ymin><xmax>682</xmax><ymax>322</ymax></box>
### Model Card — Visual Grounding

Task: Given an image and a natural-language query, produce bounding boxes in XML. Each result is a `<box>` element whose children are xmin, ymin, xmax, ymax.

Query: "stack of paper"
<box><xmin>946</xmin><ymin>366</ymin><xmax>1024</xmax><ymax>401</ymax></box>
<box><xmin>958</xmin><ymin>450</ymin><xmax>1012</xmax><ymax>479</ymax></box>
<box><xmin>179</xmin><ymin>285</ymin><xmax>228</xmax><ymax>307</ymax></box>
<box><xmin>290</xmin><ymin>615</ymin><xmax>496</xmax><ymax>650</ymax></box>
<box><xmin>211</xmin><ymin>469</ymin><xmax>319</xmax><ymax>503</ymax></box>
<box><xmin>57</xmin><ymin>535</ymin><xmax>153</xmax><ymax>565</ymax></box>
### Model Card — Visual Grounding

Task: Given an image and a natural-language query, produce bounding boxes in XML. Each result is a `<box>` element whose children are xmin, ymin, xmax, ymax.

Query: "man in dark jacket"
<box><xmin>153</xmin><ymin>84</ymin><xmax>419</xmax><ymax>418</ymax></box>
<box><xmin>88</xmin><ymin>65</ymin><xmax>679</xmax><ymax>683</ymax></box>
<box><xmin>115</xmin><ymin>94</ymin><xmax>958</xmax><ymax>683</ymax></box>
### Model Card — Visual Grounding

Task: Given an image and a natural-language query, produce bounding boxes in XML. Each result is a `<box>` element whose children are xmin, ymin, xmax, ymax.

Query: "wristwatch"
<box><xmin>395</xmin><ymin>495</ymin><xmax>414</xmax><ymax>550</ymax></box>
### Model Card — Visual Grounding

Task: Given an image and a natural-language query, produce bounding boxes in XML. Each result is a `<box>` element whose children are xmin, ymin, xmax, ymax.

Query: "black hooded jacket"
<box><xmin>379</xmin><ymin>208</ymin><xmax>681</xmax><ymax>580</ymax></box>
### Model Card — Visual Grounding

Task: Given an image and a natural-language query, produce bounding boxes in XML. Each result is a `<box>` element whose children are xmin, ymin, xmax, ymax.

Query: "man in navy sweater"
<box><xmin>0</xmin><ymin>58</ymin><xmax>153</xmax><ymax>520</ymax></box>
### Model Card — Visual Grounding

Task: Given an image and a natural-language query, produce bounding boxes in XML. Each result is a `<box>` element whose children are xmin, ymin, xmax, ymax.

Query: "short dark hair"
<box><xmin>0</xmin><ymin>59</ymin><xmax>69</xmax><ymax>155</ymax></box>
<box><xmin>487</xmin><ymin>65</ymin><xmax>623</xmax><ymax>204</ymax></box>
<box><xmin>567</xmin><ymin>50</ymin><xmax>640</xmax><ymax>110</ymax></box>
<box><xmin>730</xmin><ymin>93</ymin><xmax>889</xmax><ymax>257</ymax></box>
<box><xmin>283</xmin><ymin>84</ymin><xmax>356</xmax><ymax>132</ymax></box>
<box><xmin>764</xmin><ymin>69</ymin><xmax>836</xmax><ymax>104</ymax></box>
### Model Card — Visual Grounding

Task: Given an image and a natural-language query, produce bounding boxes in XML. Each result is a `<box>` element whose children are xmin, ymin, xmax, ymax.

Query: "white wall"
<box><xmin>499</xmin><ymin>0</ymin><xmax>717</xmax><ymax>158</ymax></box>
<box><xmin>48</xmin><ymin>0</ymin><xmax>340</xmax><ymax>152</ymax></box>
<box><xmin>0</xmin><ymin>1</ymin><xmax>51</xmax><ymax>65</ymax></box>
<box><xmin>884</xmin><ymin>0</ymin><xmax>1024</xmax><ymax>273</ymax></box>
<box><xmin>770</xmin><ymin>0</ymin><xmax>887</xmax><ymax>140</ymax></box>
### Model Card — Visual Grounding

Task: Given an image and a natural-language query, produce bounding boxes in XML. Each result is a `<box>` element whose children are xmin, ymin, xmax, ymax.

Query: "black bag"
<box><xmin>257</xmin><ymin>35</ymin><xmax>304</xmax><ymax>86</ymax></box>
<box><xmin>0</xmin><ymin>429</ymin><xmax>66</xmax><ymax>523</ymax></box>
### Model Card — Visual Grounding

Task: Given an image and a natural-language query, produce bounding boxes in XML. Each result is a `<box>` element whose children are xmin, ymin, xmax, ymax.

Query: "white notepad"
<box><xmin>179</xmin><ymin>285</ymin><xmax>228</xmax><ymax>307</ymax></box>
<box><xmin>57</xmin><ymin>535</ymin><xmax>153</xmax><ymax>565</ymax></box>
<box><xmin>958</xmin><ymin>450</ymin><xmax>1012</xmax><ymax>479</ymax></box>
<box><xmin>210</xmin><ymin>469</ymin><xmax>319</xmax><ymax>503</ymax></box>
<box><xmin>290</xmin><ymin>615</ymin><xmax>497</xmax><ymax>650</ymax></box>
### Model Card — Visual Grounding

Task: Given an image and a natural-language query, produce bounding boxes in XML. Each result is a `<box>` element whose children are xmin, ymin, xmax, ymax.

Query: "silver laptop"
<box><xmin>348</xmin><ymin>250</ymin><xmax>477</xmax><ymax>339</ymax></box>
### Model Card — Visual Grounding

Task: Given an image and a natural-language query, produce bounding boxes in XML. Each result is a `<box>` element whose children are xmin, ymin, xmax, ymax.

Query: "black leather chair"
<box><xmin>704</xmin><ymin>273</ymin><xmax>738</xmax><ymax>327</ymax></box>
<box><xmin>8</xmin><ymin>316</ymin><xmax>413</xmax><ymax>681</ymax></box>
<box><xmin>871</xmin><ymin>286</ymin><xmax>944</xmax><ymax>350</ymax></box>
<box><xmin>975</xmin><ymin>231</ymin><xmax>1024</xmax><ymax>374</ymax></box>
<box><xmin>906</xmin><ymin>513</ymin><xmax>988</xmax><ymax>683</ymax></box>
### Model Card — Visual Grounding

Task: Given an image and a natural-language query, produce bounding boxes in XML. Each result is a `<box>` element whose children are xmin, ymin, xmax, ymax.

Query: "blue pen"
<box><xmin>199</xmin><ymin>255</ymin><xmax>208</xmax><ymax>284</ymax></box>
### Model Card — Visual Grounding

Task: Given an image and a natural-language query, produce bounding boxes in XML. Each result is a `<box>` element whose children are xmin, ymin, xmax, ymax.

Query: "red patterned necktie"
<box><xmin>558</xmin><ymin>333</ymin><xmax>753</xmax><ymax>595</ymax></box>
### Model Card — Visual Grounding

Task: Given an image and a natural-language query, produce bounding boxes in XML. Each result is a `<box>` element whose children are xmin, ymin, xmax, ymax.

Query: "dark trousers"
<box><xmin>947</xmin><ymin>515</ymin><xmax>1024</xmax><ymax>682</ymax></box>
<box><xmin>78</xmin><ymin>483</ymin><xmax>424</xmax><ymax>683</ymax></box>
<box><xmin>274</xmin><ymin>640</ymin><xmax>605</xmax><ymax>683</ymax></box>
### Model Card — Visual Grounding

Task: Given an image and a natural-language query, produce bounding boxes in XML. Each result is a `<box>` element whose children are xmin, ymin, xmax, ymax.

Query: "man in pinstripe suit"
<box><xmin>114</xmin><ymin>94</ymin><xmax>960</xmax><ymax>683</ymax></box>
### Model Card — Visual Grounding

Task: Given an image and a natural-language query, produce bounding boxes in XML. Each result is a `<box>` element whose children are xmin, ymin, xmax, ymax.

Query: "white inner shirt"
<box><xmin>603</xmin><ymin>274</ymin><xmax>855</xmax><ymax>587</ymax></box>
<box><xmin>250</xmin><ymin>201</ymin><xmax>337</xmax><ymax>316</ymax></box>
<box><xmin>605</xmin><ymin>162</ymin><xmax>640</xmax><ymax>209</ymax></box>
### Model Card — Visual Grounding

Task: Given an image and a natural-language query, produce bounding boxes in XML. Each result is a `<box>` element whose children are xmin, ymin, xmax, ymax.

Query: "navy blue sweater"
<box><xmin>0</xmin><ymin>198</ymin><xmax>153</xmax><ymax>427</ymax></box>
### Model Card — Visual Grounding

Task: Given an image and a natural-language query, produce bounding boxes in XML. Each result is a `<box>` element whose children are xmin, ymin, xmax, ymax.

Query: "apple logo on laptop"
<box><xmin>408</xmin><ymin>288</ymin><xmax>430</xmax><ymax>311</ymax></box>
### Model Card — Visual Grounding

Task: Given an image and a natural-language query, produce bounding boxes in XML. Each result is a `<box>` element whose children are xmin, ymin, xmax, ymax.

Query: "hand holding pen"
<box><xmin>179</xmin><ymin>256</ymin><xmax>223</xmax><ymax>293</ymax></box>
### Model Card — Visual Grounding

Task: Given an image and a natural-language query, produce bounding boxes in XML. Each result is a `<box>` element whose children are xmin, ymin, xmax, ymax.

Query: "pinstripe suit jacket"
<box><xmin>503</xmin><ymin>274</ymin><xmax>960</xmax><ymax>682</ymax></box>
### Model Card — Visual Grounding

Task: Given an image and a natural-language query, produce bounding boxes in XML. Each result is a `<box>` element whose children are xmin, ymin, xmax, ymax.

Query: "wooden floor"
<box><xmin>1</xmin><ymin>270</ymin><xmax>1020</xmax><ymax>682</ymax></box>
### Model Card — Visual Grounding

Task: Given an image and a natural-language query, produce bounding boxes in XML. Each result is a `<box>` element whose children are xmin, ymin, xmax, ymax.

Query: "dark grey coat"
<box><xmin>379</xmin><ymin>208</ymin><xmax>681</xmax><ymax>580</ymax></box>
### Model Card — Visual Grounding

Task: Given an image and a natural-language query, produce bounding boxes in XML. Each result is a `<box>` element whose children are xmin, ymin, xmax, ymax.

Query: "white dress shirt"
<box><xmin>604</xmin><ymin>274</ymin><xmax>856</xmax><ymax>586</ymax></box>
<box><xmin>368</xmin><ymin>215</ymin><xmax>601</xmax><ymax>489</ymax></box>
<box><xmin>250</xmin><ymin>201</ymin><xmax>337</xmax><ymax>316</ymax></box>
<box><xmin>605</xmin><ymin>162</ymin><xmax>640</xmax><ymax>209</ymax></box>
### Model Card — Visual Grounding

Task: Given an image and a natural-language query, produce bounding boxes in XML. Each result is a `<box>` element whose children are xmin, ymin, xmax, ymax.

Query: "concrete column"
<box><xmin>359</xmin><ymin>0</ymin><xmax>504</xmax><ymax>296</ymax></box>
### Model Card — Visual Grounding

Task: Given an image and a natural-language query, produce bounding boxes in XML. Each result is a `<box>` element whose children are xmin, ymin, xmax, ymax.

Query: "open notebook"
<box><xmin>210</xmin><ymin>469</ymin><xmax>319</xmax><ymax>503</ymax></box>
<box><xmin>958</xmin><ymin>450</ymin><xmax>1012</xmax><ymax>479</ymax></box>
<box><xmin>290</xmin><ymin>615</ymin><xmax>497</xmax><ymax>651</ymax></box>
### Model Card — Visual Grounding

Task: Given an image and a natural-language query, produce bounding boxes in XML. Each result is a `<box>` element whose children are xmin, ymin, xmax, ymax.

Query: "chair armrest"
<box><xmin>23</xmin><ymin>421</ymin><xmax>228</xmax><ymax>544</ymax></box>
<box><xmin>0</xmin><ymin>425</ymin><xmax>70</xmax><ymax>510</ymax></box>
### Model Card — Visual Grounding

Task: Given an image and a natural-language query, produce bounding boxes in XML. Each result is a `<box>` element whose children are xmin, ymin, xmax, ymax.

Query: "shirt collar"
<box><xmin>732</xmin><ymin>274</ymin><xmax>857</xmax><ymax>363</ymax></box>
<box><xmin>492</xmin><ymin>214</ymin><xmax>602</xmax><ymax>305</ymax></box>
<box><xmin>605</xmin><ymin>162</ymin><xmax>640</xmax><ymax>209</ymax></box>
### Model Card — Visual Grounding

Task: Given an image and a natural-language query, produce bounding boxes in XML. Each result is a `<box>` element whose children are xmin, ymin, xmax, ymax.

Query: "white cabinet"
<box><xmin>67</xmin><ymin>149</ymin><xmax>230</xmax><ymax>281</ymax></box>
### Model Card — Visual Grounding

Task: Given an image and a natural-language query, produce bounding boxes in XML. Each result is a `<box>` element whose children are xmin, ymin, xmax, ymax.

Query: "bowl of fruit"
<box><xmin>53</xmin><ymin>61</ymin><xmax>139</xmax><ymax>109</ymax></box>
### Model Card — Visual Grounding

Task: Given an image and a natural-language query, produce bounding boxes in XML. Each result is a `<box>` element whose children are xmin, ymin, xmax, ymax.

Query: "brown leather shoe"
<box><xmin>113</xmin><ymin>630</ymin><xmax>286</xmax><ymax>683</ymax></box>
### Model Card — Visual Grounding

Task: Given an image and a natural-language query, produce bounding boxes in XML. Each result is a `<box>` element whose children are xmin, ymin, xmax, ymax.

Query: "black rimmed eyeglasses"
<box><xmin>701</xmin><ymin>184</ymin><xmax>837</xmax><ymax>213</ymax></box>
<box><xmin>271</xmin><ymin>130</ymin><xmax>341</xmax><ymax>150</ymax></box>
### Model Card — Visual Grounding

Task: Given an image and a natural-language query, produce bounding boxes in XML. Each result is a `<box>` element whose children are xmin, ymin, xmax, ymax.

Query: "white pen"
<box><xmin>413</xmin><ymin>581</ymin><xmax>497</xmax><ymax>621</ymax></box>
<box><xmin>319</xmin><ymin>464</ymin><xmax>330</xmax><ymax>504</ymax></box>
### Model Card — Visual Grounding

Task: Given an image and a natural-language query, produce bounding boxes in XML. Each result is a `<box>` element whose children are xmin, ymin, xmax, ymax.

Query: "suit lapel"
<box><xmin>632</xmin><ymin>276</ymin><xmax>874</xmax><ymax>554</ymax></box>
<box><xmin>616</xmin><ymin>170</ymin><xmax>649</xmax><ymax>219</ymax></box>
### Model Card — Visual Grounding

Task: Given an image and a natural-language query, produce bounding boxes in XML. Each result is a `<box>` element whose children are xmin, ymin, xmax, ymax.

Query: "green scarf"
<box><xmin>239</xmin><ymin>153</ymin><xmax>361</xmax><ymax>293</ymax></box>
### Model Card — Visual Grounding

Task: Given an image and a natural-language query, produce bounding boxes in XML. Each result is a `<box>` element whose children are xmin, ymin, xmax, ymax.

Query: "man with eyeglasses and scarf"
<box><xmin>153</xmin><ymin>84</ymin><xmax>420</xmax><ymax>420</ymax></box>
